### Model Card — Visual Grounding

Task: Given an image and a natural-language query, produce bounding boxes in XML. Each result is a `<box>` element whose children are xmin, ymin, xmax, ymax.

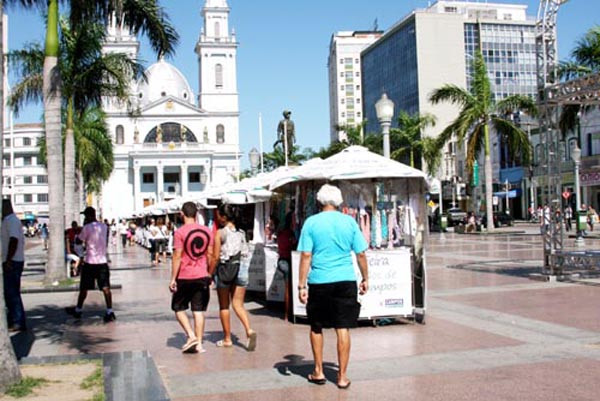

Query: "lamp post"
<box><xmin>572</xmin><ymin>145</ymin><xmax>584</xmax><ymax>247</ymax></box>
<box><xmin>249</xmin><ymin>147</ymin><xmax>260</xmax><ymax>176</ymax></box>
<box><xmin>375</xmin><ymin>93</ymin><xmax>394</xmax><ymax>159</ymax></box>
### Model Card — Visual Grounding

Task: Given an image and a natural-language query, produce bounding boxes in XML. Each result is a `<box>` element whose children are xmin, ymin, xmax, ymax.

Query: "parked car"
<box><xmin>481</xmin><ymin>211</ymin><xmax>514</xmax><ymax>228</ymax></box>
<box><xmin>446</xmin><ymin>208</ymin><xmax>467</xmax><ymax>227</ymax></box>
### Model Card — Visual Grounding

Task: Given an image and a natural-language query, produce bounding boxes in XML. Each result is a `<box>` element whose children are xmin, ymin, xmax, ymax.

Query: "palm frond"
<box><xmin>492</xmin><ymin>116</ymin><xmax>532</xmax><ymax>166</ymax></box>
<box><xmin>421</xmin><ymin>136</ymin><xmax>443</xmax><ymax>176</ymax></box>
<box><xmin>429</xmin><ymin>84</ymin><xmax>475</xmax><ymax>109</ymax></box>
<box><xmin>571</xmin><ymin>25</ymin><xmax>600</xmax><ymax>72</ymax></box>
<box><xmin>471</xmin><ymin>51</ymin><xmax>492</xmax><ymax>112</ymax></box>
<box><xmin>558</xmin><ymin>61</ymin><xmax>593</xmax><ymax>80</ymax></box>
<box><xmin>495</xmin><ymin>94</ymin><xmax>538</xmax><ymax>117</ymax></box>
<box><xmin>465</xmin><ymin>122</ymin><xmax>486</xmax><ymax>174</ymax></box>
<box><xmin>7</xmin><ymin>74</ymin><xmax>43</xmax><ymax>116</ymax></box>
<box><xmin>559</xmin><ymin>104</ymin><xmax>581</xmax><ymax>137</ymax></box>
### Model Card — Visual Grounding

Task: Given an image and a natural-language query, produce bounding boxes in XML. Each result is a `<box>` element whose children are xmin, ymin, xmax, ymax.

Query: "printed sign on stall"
<box><xmin>291</xmin><ymin>249</ymin><xmax>413</xmax><ymax>320</ymax></box>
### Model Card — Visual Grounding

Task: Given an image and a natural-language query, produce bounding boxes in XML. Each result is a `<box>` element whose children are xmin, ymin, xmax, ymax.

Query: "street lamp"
<box><xmin>375</xmin><ymin>93</ymin><xmax>394</xmax><ymax>159</ymax></box>
<box><xmin>571</xmin><ymin>145</ymin><xmax>584</xmax><ymax>246</ymax></box>
<box><xmin>249</xmin><ymin>147</ymin><xmax>260</xmax><ymax>176</ymax></box>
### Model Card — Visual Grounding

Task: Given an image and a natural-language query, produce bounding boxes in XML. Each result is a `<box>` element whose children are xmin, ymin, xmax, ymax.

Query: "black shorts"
<box><xmin>171</xmin><ymin>278</ymin><xmax>211</xmax><ymax>312</ymax></box>
<box><xmin>80</xmin><ymin>263</ymin><xmax>110</xmax><ymax>291</ymax></box>
<box><xmin>306</xmin><ymin>281</ymin><xmax>360</xmax><ymax>331</ymax></box>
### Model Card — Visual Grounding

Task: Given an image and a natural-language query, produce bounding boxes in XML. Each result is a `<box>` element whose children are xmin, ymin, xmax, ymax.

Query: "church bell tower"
<box><xmin>195</xmin><ymin>0</ymin><xmax>239</xmax><ymax>113</ymax></box>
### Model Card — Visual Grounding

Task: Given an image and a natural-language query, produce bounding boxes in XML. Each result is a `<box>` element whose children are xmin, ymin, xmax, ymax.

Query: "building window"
<box><xmin>340</xmin><ymin>72</ymin><xmax>344</xmax><ymax>78</ymax></box>
<box><xmin>23</xmin><ymin>156</ymin><xmax>32</xmax><ymax>166</ymax></box>
<box><xmin>142</xmin><ymin>173</ymin><xmax>154</xmax><ymax>184</ymax></box>
<box><xmin>3</xmin><ymin>157</ymin><xmax>10</xmax><ymax>167</ymax></box>
<box><xmin>341</xmin><ymin>98</ymin><xmax>345</xmax><ymax>104</ymax></box>
<box><xmin>588</xmin><ymin>133</ymin><xmax>593</xmax><ymax>156</ymax></box>
<box><xmin>37</xmin><ymin>175</ymin><xmax>47</xmax><ymax>184</ymax></box>
<box><xmin>23</xmin><ymin>194</ymin><xmax>32</xmax><ymax>203</ymax></box>
<box><xmin>215</xmin><ymin>21</ymin><xmax>221</xmax><ymax>38</ymax></box>
<box><xmin>356</xmin><ymin>85</ymin><xmax>360</xmax><ymax>90</ymax></box>
<box><xmin>116</xmin><ymin>125</ymin><xmax>124</xmax><ymax>145</ymax></box>
<box><xmin>215</xmin><ymin>64</ymin><xmax>223</xmax><ymax>88</ymax></box>
<box><xmin>339</xmin><ymin>59</ymin><xmax>344</xmax><ymax>65</ymax></box>
<box><xmin>355</xmin><ymin>58</ymin><xmax>359</xmax><ymax>64</ymax></box>
<box><xmin>4</xmin><ymin>176</ymin><xmax>11</xmax><ymax>185</ymax></box>
<box><xmin>216</xmin><ymin>124</ymin><xmax>225</xmax><ymax>144</ymax></box>
<box><xmin>355</xmin><ymin>72</ymin><xmax>360</xmax><ymax>77</ymax></box>
<box><xmin>356</xmin><ymin>98</ymin><xmax>361</xmax><ymax>104</ymax></box>
<box><xmin>344</xmin><ymin>58</ymin><xmax>352</xmax><ymax>64</ymax></box>
<box><xmin>23</xmin><ymin>137</ymin><xmax>31</xmax><ymax>146</ymax></box>
<box><xmin>23</xmin><ymin>176</ymin><xmax>32</xmax><ymax>184</ymax></box>
<box><xmin>4</xmin><ymin>138</ymin><xmax>10</xmax><ymax>147</ymax></box>
<box><xmin>445</xmin><ymin>6</ymin><xmax>458</xmax><ymax>13</ymax></box>
<box><xmin>189</xmin><ymin>172</ymin><xmax>201</xmax><ymax>183</ymax></box>
<box><xmin>37</xmin><ymin>194</ymin><xmax>48</xmax><ymax>203</ymax></box>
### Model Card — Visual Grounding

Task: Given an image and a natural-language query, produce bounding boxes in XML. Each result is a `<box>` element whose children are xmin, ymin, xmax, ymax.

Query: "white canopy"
<box><xmin>269</xmin><ymin>146</ymin><xmax>427</xmax><ymax>190</ymax></box>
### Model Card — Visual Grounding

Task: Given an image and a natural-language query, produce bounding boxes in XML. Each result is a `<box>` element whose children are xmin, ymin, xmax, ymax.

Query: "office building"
<box><xmin>361</xmin><ymin>1</ymin><xmax>537</xmax><ymax>216</ymax></box>
<box><xmin>328</xmin><ymin>31</ymin><xmax>382</xmax><ymax>143</ymax></box>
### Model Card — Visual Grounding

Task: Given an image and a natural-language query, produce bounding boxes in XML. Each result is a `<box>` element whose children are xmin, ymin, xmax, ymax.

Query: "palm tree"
<box><xmin>7</xmin><ymin>0</ymin><xmax>178</xmax><ymax>284</ymax></box>
<box><xmin>9</xmin><ymin>18</ymin><xmax>142</xmax><ymax>223</ymax></box>
<box><xmin>558</xmin><ymin>26</ymin><xmax>600</xmax><ymax>137</ymax></box>
<box><xmin>263</xmin><ymin>145</ymin><xmax>308</xmax><ymax>171</ymax></box>
<box><xmin>429</xmin><ymin>51</ymin><xmax>536</xmax><ymax>231</ymax></box>
<box><xmin>390</xmin><ymin>111</ymin><xmax>436</xmax><ymax>168</ymax></box>
<box><xmin>38</xmin><ymin>106</ymin><xmax>114</xmax><ymax>199</ymax></box>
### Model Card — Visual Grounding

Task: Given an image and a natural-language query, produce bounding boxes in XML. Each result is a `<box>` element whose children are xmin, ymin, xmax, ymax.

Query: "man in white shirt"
<box><xmin>2</xmin><ymin>199</ymin><xmax>27</xmax><ymax>332</ymax></box>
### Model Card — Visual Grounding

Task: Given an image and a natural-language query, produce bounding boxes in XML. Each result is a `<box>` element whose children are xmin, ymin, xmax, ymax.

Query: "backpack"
<box><xmin>217</xmin><ymin>227</ymin><xmax>247</xmax><ymax>284</ymax></box>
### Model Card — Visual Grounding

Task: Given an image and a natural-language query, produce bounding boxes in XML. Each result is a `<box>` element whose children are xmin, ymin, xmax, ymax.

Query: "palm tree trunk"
<box><xmin>0</xmin><ymin>0</ymin><xmax>23</xmax><ymax>390</ymax></box>
<box><xmin>44</xmin><ymin>0</ymin><xmax>66</xmax><ymax>284</ymax></box>
<box><xmin>64</xmin><ymin>99</ymin><xmax>76</xmax><ymax>224</ymax></box>
<box><xmin>484</xmin><ymin>123</ymin><xmax>495</xmax><ymax>232</ymax></box>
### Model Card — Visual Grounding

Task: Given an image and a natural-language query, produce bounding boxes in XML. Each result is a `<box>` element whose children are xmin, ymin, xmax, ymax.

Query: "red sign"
<box><xmin>562</xmin><ymin>191</ymin><xmax>571</xmax><ymax>199</ymax></box>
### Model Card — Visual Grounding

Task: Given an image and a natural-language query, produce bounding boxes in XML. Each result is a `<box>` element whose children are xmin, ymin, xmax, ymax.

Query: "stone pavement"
<box><xmin>12</xmin><ymin>228</ymin><xmax>600</xmax><ymax>400</ymax></box>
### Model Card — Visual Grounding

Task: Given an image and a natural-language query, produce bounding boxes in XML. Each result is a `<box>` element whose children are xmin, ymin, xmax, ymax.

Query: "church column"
<box><xmin>181</xmin><ymin>163</ymin><xmax>188</xmax><ymax>198</ymax></box>
<box><xmin>157</xmin><ymin>165</ymin><xmax>164</xmax><ymax>202</ymax></box>
<box><xmin>133</xmin><ymin>165</ymin><xmax>141</xmax><ymax>212</ymax></box>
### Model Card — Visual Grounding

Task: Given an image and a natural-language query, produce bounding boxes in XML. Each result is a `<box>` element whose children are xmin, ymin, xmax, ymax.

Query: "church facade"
<box><xmin>100</xmin><ymin>0</ymin><xmax>240</xmax><ymax>219</ymax></box>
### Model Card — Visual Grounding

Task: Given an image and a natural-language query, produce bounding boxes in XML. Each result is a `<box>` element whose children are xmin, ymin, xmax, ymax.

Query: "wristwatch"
<box><xmin>298</xmin><ymin>285</ymin><xmax>307</xmax><ymax>290</ymax></box>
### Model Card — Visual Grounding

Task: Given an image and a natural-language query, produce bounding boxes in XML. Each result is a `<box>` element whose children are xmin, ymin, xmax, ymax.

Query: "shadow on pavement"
<box><xmin>273</xmin><ymin>354</ymin><xmax>339</xmax><ymax>383</ymax></box>
<box><xmin>10</xmin><ymin>330</ymin><xmax>34</xmax><ymax>360</ymax></box>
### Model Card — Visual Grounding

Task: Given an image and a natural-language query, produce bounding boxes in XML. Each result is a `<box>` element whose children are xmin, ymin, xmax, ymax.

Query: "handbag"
<box><xmin>217</xmin><ymin>252</ymin><xmax>241</xmax><ymax>284</ymax></box>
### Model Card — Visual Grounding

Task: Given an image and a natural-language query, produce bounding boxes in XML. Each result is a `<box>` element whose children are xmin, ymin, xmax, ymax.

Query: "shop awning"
<box><xmin>269</xmin><ymin>146</ymin><xmax>427</xmax><ymax>190</ymax></box>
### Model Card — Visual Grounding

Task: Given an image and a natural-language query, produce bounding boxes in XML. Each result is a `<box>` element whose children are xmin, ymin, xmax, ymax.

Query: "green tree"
<box><xmin>38</xmin><ymin>106</ymin><xmax>114</xmax><ymax>196</ymax></box>
<box><xmin>314</xmin><ymin>121</ymin><xmax>382</xmax><ymax>159</ymax></box>
<box><xmin>390</xmin><ymin>111</ymin><xmax>436</xmax><ymax>168</ymax></box>
<box><xmin>7</xmin><ymin>0</ymin><xmax>178</xmax><ymax>285</ymax></box>
<box><xmin>429</xmin><ymin>50</ymin><xmax>536</xmax><ymax>231</ymax></box>
<box><xmin>9</xmin><ymin>19</ymin><xmax>143</xmax><ymax>223</ymax></box>
<box><xmin>263</xmin><ymin>145</ymin><xmax>308</xmax><ymax>171</ymax></box>
<box><xmin>558</xmin><ymin>25</ymin><xmax>600</xmax><ymax>136</ymax></box>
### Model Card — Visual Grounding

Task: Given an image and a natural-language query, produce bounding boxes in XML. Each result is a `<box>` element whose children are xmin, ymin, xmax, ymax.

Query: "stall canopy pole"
<box><xmin>259</xmin><ymin>113</ymin><xmax>264</xmax><ymax>173</ymax></box>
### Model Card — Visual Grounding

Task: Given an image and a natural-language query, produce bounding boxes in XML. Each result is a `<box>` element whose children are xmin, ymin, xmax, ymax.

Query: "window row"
<box><xmin>141</xmin><ymin>171</ymin><xmax>206</xmax><ymax>184</ymax></box>
<box><xmin>339</xmin><ymin>58</ymin><xmax>360</xmax><ymax>65</ymax></box>
<box><xmin>3</xmin><ymin>137</ymin><xmax>34</xmax><ymax>147</ymax></box>
<box><xmin>116</xmin><ymin>124</ymin><xmax>227</xmax><ymax>145</ymax></box>
<box><xmin>2</xmin><ymin>156</ymin><xmax>42</xmax><ymax>167</ymax></box>
<box><xmin>19</xmin><ymin>193</ymin><xmax>48</xmax><ymax>203</ymax></box>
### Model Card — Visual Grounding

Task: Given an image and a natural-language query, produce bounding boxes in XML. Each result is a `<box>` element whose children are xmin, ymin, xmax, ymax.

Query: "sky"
<box><xmin>4</xmin><ymin>0</ymin><xmax>600</xmax><ymax>168</ymax></box>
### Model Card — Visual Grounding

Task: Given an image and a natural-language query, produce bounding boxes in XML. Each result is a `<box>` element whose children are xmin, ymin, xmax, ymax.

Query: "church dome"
<box><xmin>136</xmin><ymin>59</ymin><xmax>194</xmax><ymax>106</ymax></box>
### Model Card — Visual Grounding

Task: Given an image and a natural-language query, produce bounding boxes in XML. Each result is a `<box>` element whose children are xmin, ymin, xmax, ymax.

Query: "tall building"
<box><xmin>2</xmin><ymin>124</ymin><xmax>49</xmax><ymax>221</ymax></box>
<box><xmin>361</xmin><ymin>1</ymin><xmax>537</xmax><ymax>216</ymax></box>
<box><xmin>328</xmin><ymin>31</ymin><xmax>382</xmax><ymax>143</ymax></box>
<box><xmin>100</xmin><ymin>0</ymin><xmax>241</xmax><ymax>218</ymax></box>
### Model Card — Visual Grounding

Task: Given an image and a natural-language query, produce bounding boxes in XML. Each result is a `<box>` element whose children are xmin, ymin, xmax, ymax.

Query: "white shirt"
<box><xmin>2</xmin><ymin>213</ymin><xmax>25</xmax><ymax>262</ymax></box>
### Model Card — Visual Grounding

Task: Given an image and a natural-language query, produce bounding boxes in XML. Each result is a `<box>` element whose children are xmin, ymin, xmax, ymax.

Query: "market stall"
<box><xmin>269</xmin><ymin>146</ymin><xmax>428</xmax><ymax>323</ymax></box>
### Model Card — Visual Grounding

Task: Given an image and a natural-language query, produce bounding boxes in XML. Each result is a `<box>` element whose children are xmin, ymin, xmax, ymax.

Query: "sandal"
<box><xmin>216</xmin><ymin>340</ymin><xmax>233</xmax><ymax>348</ymax></box>
<box><xmin>182</xmin><ymin>338</ymin><xmax>199</xmax><ymax>353</ymax></box>
<box><xmin>337</xmin><ymin>381</ymin><xmax>351</xmax><ymax>390</ymax></box>
<box><xmin>307</xmin><ymin>374</ymin><xmax>326</xmax><ymax>385</ymax></box>
<box><xmin>246</xmin><ymin>330</ymin><xmax>257</xmax><ymax>352</ymax></box>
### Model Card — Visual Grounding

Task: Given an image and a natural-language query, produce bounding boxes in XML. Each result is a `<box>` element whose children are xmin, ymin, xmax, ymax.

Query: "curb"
<box><xmin>22</xmin><ymin>283</ymin><xmax>123</xmax><ymax>294</ymax></box>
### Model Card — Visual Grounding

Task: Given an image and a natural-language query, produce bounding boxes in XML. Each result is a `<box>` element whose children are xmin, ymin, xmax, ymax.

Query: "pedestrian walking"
<box><xmin>297</xmin><ymin>184</ymin><xmax>369</xmax><ymax>389</ymax></box>
<box><xmin>214</xmin><ymin>204</ymin><xmax>257</xmax><ymax>351</ymax></box>
<box><xmin>40</xmin><ymin>223</ymin><xmax>49</xmax><ymax>250</ymax></box>
<box><xmin>2</xmin><ymin>199</ymin><xmax>27</xmax><ymax>332</ymax></box>
<box><xmin>169</xmin><ymin>202</ymin><xmax>215</xmax><ymax>353</ymax></box>
<box><xmin>118</xmin><ymin>220</ymin><xmax>129</xmax><ymax>251</ymax></box>
<box><xmin>148</xmin><ymin>219</ymin><xmax>159</xmax><ymax>265</ymax></box>
<box><xmin>587</xmin><ymin>206</ymin><xmax>597</xmax><ymax>232</ymax></box>
<box><xmin>65</xmin><ymin>221</ymin><xmax>83</xmax><ymax>277</ymax></box>
<box><xmin>65</xmin><ymin>207</ymin><xmax>116</xmax><ymax>322</ymax></box>
<box><xmin>564</xmin><ymin>205</ymin><xmax>573</xmax><ymax>232</ymax></box>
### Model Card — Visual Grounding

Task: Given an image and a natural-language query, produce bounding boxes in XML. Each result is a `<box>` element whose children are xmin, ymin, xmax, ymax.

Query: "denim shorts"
<box><xmin>216</xmin><ymin>260</ymin><xmax>249</xmax><ymax>289</ymax></box>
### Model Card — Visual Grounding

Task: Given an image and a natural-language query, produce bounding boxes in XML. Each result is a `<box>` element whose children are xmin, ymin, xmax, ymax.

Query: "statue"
<box><xmin>156</xmin><ymin>126</ymin><xmax>163</xmax><ymax>144</ymax></box>
<box><xmin>274</xmin><ymin>110</ymin><xmax>295</xmax><ymax>159</ymax></box>
<box><xmin>133</xmin><ymin>126</ymin><xmax>140</xmax><ymax>144</ymax></box>
<box><xmin>180</xmin><ymin>124</ymin><xmax>187</xmax><ymax>142</ymax></box>
<box><xmin>203</xmin><ymin>127</ymin><xmax>209</xmax><ymax>144</ymax></box>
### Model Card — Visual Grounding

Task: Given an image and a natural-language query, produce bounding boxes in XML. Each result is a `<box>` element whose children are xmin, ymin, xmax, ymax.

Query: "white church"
<box><xmin>100</xmin><ymin>0</ymin><xmax>240</xmax><ymax>219</ymax></box>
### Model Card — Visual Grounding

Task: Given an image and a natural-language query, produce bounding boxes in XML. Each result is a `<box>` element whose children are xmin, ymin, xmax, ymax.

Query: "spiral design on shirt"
<box><xmin>183</xmin><ymin>229</ymin><xmax>210</xmax><ymax>259</ymax></box>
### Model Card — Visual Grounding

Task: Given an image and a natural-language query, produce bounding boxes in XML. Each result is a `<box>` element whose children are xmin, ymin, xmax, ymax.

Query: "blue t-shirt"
<box><xmin>297</xmin><ymin>211</ymin><xmax>368</xmax><ymax>284</ymax></box>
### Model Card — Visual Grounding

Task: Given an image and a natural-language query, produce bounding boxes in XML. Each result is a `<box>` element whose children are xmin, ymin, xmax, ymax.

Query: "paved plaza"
<box><xmin>12</xmin><ymin>227</ymin><xmax>600</xmax><ymax>400</ymax></box>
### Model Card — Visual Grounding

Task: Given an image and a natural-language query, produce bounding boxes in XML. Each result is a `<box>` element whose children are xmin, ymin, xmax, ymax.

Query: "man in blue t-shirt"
<box><xmin>297</xmin><ymin>184</ymin><xmax>368</xmax><ymax>390</ymax></box>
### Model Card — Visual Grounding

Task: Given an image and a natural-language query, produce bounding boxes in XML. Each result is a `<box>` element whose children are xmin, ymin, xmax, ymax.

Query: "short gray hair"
<box><xmin>316</xmin><ymin>184</ymin><xmax>344</xmax><ymax>207</ymax></box>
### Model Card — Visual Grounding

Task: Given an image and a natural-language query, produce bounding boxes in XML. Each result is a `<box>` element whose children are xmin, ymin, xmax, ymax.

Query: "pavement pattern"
<box><xmin>12</xmin><ymin>225</ymin><xmax>600</xmax><ymax>400</ymax></box>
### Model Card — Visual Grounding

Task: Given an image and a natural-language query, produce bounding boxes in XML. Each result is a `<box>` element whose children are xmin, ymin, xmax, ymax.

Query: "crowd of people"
<box><xmin>1</xmin><ymin>180</ymin><xmax>383</xmax><ymax>390</ymax></box>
